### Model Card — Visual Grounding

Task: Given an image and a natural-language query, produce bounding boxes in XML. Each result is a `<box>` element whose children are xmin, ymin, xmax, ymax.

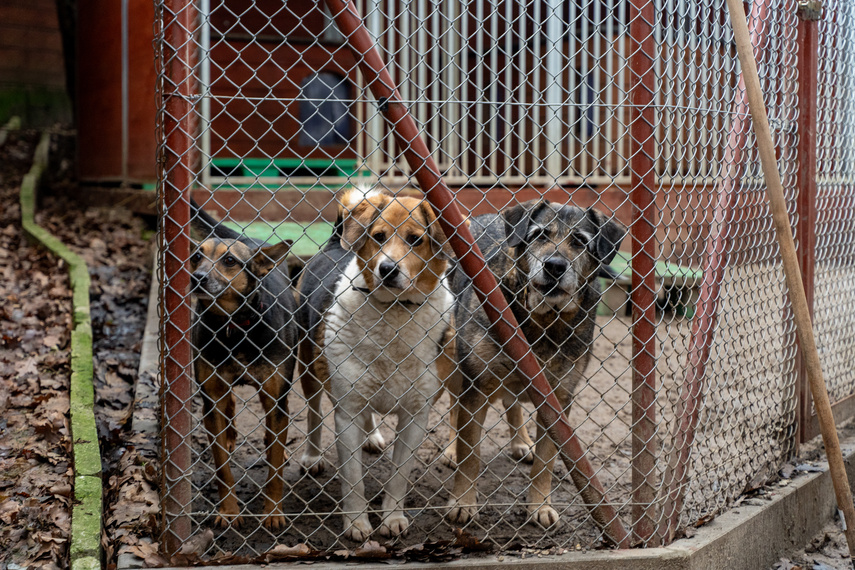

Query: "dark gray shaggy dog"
<box><xmin>445</xmin><ymin>199</ymin><xmax>626</xmax><ymax>528</ymax></box>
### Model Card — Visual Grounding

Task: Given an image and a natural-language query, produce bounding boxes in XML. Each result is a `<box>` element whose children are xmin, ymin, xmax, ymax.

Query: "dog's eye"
<box><xmin>570</xmin><ymin>232</ymin><xmax>590</xmax><ymax>248</ymax></box>
<box><xmin>527</xmin><ymin>227</ymin><xmax>548</xmax><ymax>242</ymax></box>
<box><xmin>223</xmin><ymin>255</ymin><xmax>239</xmax><ymax>267</ymax></box>
<box><xmin>372</xmin><ymin>231</ymin><xmax>387</xmax><ymax>243</ymax></box>
<box><xmin>191</xmin><ymin>252</ymin><xmax>202</xmax><ymax>264</ymax></box>
<box><xmin>406</xmin><ymin>234</ymin><xmax>424</xmax><ymax>247</ymax></box>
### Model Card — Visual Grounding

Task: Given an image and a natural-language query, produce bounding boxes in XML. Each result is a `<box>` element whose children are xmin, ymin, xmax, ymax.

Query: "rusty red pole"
<box><xmin>323</xmin><ymin>0</ymin><xmax>630</xmax><ymax>547</ymax></box>
<box><xmin>160</xmin><ymin>0</ymin><xmax>196</xmax><ymax>554</ymax></box>
<box><xmin>629</xmin><ymin>0</ymin><xmax>658</xmax><ymax>546</ymax></box>
<box><xmin>659</xmin><ymin>0</ymin><xmax>770</xmax><ymax>544</ymax></box>
<box><xmin>795</xmin><ymin>9</ymin><xmax>819</xmax><ymax>446</ymax></box>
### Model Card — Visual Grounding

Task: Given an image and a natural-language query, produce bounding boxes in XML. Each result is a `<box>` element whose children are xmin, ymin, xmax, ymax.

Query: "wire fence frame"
<box><xmin>153</xmin><ymin>0</ymin><xmax>843</xmax><ymax>560</ymax></box>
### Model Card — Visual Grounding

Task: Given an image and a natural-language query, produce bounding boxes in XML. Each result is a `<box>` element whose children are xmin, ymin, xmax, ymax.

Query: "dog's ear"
<box><xmin>252</xmin><ymin>240</ymin><xmax>293</xmax><ymax>277</ymax></box>
<box><xmin>418</xmin><ymin>201</ymin><xmax>458</xmax><ymax>259</ymax></box>
<box><xmin>585</xmin><ymin>209</ymin><xmax>627</xmax><ymax>266</ymax></box>
<box><xmin>339</xmin><ymin>189</ymin><xmax>389</xmax><ymax>251</ymax></box>
<box><xmin>503</xmin><ymin>199</ymin><xmax>549</xmax><ymax>248</ymax></box>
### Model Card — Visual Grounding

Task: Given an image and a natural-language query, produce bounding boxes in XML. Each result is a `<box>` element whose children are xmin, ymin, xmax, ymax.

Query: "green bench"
<box><xmin>598</xmin><ymin>251</ymin><xmax>703</xmax><ymax>317</ymax></box>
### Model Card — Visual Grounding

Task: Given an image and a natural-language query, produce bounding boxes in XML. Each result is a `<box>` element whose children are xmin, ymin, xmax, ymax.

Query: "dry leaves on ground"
<box><xmin>0</xmin><ymin>131</ymin><xmax>74</xmax><ymax>569</ymax></box>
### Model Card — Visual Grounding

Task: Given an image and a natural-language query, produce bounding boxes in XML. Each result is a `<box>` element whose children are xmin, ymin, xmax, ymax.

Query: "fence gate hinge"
<box><xmin>797</xmin><ymin>0</ymin><xmax>823</xmax><ymax>21</ymax></box>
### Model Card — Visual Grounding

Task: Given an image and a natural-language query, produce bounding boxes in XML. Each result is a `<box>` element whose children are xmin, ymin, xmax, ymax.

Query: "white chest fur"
<box><xmin>323</xmin><ymin>258</ymin><xmax>452</xmax><ymax>414</ymax></box>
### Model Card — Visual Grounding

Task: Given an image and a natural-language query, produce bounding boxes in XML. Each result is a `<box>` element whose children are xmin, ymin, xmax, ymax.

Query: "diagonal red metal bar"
<box><xmin>322</xmin><ymin>0</ymin><xmax>630</xmax><ymax>548</ymax></box>
<box><xmin>159</xmin><ymin>0</ymin><xmax>196</xmax><ymax>554</ymax></box>
<box><xmin>628</xmin><ymin>0</ymin><xmax>658</xmax><ymax>546</ymax></box>
<box><xmin>658</xmin><ymin>0</ymin><xmax>770</xmax><ymax>544</ymax></box>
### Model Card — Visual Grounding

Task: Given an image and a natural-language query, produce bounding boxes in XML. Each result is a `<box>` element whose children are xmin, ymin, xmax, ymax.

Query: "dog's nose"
<box><xmin>191</xmin><ymin>271</ymin><xmax>207</xmax><ymax>289</ymax></box>
<box><xmin>544</xmin><ymin>257</ymin><xmax>567</xmax><ymax>279</ymax></box>
<box><xmin>378</xmin><ymin>261</ymin><xmax>400</xmax><ymax>283</ymax></box>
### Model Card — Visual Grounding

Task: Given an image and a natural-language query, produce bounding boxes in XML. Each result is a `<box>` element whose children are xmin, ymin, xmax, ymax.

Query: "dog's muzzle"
<box><xmin>191</xmin><ymin>271</ymin><xmax>216</xmax><ymax>298</ymax></box>
<box><xmin>537</xmin><ymin>256</ymin><xmax>569</xmax><ymax>297</ymax></box>
<box><xmin>377</xmin><ymin>261</ymin><xmax>404</xmax><ymax>289</ymax></box>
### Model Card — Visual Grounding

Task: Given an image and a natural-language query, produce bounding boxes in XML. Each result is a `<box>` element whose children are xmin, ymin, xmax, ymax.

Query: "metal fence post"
<box><xmin>795</xmin><ymin>6</ymin><xmax>819</xmax><ymax>447</ymax></box>
<box><xmin>159</xmin><ymin>0</ymin><xmax>196</xmax><ymax>554</ymax></box>
<box><xmin>629</xmin><ymin>0</ymin><xmax>658</xmax><ymax>546</ymax></box>
<box><xmin>322</xmin><ymin>0</ymin><xmax>631</xmax><ymax>548</ymax></box>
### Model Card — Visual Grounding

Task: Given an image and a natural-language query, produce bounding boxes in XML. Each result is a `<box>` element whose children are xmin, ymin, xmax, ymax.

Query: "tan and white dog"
<box><xmin>296</xmin><ymin>187</ymin><xmax>456</xmax><ymax>541</ymax></box>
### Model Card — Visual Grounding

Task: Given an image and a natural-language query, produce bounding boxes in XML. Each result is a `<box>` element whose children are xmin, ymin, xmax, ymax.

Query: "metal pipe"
<box><xmin>629</xmin><ymin>0</ymin><xmax>658</xmax><ymax>546</ymax></box>
<box><xmin>795</xmin><ymin>11</ymin><xmax>819</xmax><ymax>448</ymax></box>
<box><xmin>544</xmin><ymin>0</ymin><xmax>563</xmax><ymax>179</ymax></box>
<box><xmin>160</xmin><ymin>0</ymin><xmax>197</xmax><ymax>554</ymax></box>
<box><xmin>121</xmin><ymin>0</ymin><xmax>129</xmax><ymax>183</ymax></box>
<box><xmin>322</xmin><ymin>0</ymin><xmax>631</xmax><ymax>547</ymax></box>
<box><xmin>199</xmin><ymin>0</ymin><xmax>211</xmax><ymax>190</ymax></box>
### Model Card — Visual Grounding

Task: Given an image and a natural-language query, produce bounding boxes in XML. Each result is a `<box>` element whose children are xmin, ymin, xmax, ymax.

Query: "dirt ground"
<box><xmin>771</xmin><ymin>517</ymin><xmax>853</xmax><ymax>570</ymax></box>
<box><xmin>190</xmin><ymin>314</ymin><xmax>645</xmax><ymax>555</ymax></box>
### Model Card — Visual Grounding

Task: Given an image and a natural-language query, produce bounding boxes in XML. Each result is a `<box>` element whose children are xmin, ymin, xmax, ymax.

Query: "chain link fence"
<box><xmin>814</xmin><ymin>0</ymin><xmax>855</xmax><ymax>410</ymax></box>
<box><xmin>153</xmin><ymin>0</ymin><xmax>842</xmax><ymax>560</ymax></box>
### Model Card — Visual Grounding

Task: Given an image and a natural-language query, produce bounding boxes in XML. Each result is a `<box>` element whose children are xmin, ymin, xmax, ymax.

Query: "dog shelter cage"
<box><xmin>155</xmin><ymin>0</ymin><xmax>855</xmax><ymax>560</ymax></box>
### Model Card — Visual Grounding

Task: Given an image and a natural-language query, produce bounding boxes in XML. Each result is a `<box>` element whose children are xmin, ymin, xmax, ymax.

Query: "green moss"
<box><xmin>70</xmin><ymin>476</ymin><xmax>103</xmax><ymax>561</ymax></box>
<box><xmin>71</xmin><ymin>556</ymin><xmax>101</xmax><ymax>570</ymax></box>
<box><xmin>20</xmin><ymin>132</ymin><xmax>103</xmax><ymax>564</ymax></box>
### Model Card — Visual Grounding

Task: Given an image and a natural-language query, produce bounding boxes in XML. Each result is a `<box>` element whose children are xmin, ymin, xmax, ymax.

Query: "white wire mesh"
<box><xmin>154</xmin><ymin>0</ymin><xmax>810</xmax><ymax>559</ymax></box>
<box><xmin>814</xmin><ymin>0</ymin><xmax>855</xmax><ymax>407</ymax></box>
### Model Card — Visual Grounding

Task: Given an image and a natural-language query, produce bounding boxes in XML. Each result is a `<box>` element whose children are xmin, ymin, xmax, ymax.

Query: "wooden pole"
<box><xmin>725</xmin><ymin>0</ymin><xmax>855</xmax><ymax>559</ymax></box>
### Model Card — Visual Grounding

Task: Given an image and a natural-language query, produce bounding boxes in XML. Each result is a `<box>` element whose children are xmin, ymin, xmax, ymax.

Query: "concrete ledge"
<box><xmin>19</xmin><ymin>130</ymin><xmax>103</xmax><ymax>567</ymax></box>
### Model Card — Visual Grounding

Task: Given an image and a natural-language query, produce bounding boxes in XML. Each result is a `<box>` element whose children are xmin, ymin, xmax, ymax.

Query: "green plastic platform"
<box><xmin>222</xmin><ymin>221</ymin><xmax>334</xmax><ymax>258</ymax></box>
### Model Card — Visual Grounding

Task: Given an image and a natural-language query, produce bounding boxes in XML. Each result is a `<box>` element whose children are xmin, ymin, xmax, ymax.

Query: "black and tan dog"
<box><xmin>445</xmin><ymin>199</ymin><xmax>626</xmax><ymax>528</ymax></box>
<box><xmin>189</xmin><ymin>201</ymin><xmax>298</xmax><ymax>531</ymax></box>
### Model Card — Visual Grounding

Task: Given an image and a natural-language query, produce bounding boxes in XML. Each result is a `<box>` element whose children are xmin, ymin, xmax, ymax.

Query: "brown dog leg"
<box><xmin>258</xmin><ymin>366</ymin><xmax>289</xmax><ymax>531</ymax></box>
<box><xmin>445</xmin><ymin>388</ymin><xmax>487</xmax><ymax>524</ymax></box>
<box><xmin>298</xmin><ymin>344</ymin><xmax>329</xmax><ymax>475</ymax></box>
<box><xmin>528</xmin><ymin>413</ymin><xmax>560</xmax><ymax>528</ymax></box>
<box><xmin>199</xmin><ymin>362</ymin><xmax>243</xmax><ymax>528</ymax></box>
<box><xmin>436</xmin><ymin>336</ymin><xmax>462</xmax><ymax>467</ymax></box>
<box><xmin>505</xmin><ymin>399</ymin><xmax>535</xmax><ymax>463</ymax></box>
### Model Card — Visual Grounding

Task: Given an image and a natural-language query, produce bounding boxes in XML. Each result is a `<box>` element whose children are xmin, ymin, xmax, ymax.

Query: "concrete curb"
<box><xmin>0</xmin><ymin>115</ymin><xmax>22</xmax><ymax>146</ymax></box>
<box><xmin>19</xmin><ymin>130</ymin><xmax>103</xmax><ymax>570</ymax></box>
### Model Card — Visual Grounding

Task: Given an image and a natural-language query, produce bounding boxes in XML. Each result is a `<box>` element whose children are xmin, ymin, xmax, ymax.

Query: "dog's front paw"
<box><xmin>439</xmin><ymin>446</ymin><xmax>457</xmax><ymax>468</ymax></box>
<box><xmin>299</xmin><ymin>451</ymin><xmax>328</xmax><ymax>476</ymax></box>
<box><xmin>529</xmin><ymin>504</ymin><xmax>560</xmax><ymax>528</ymax></box>
<box><xmin>263</xmin><ymin>512</ymin><xmax>286</xmax><ymax>532</ymax></box>
<box><xmin>263</xmin><ymin>503</ymin><xmax>286</xmax><ymax>532</ymax></box>
<box><xmin>363</xmin><ymin>430</ymin><xmax>386</xmax><ymax>454</ymax></box>
<box><xmin>509</xmin><ymin>442</ymin><xmax>534</xmax><ymax>463</ymax></box>
<box><xmin>214</xmin><ymin>511</ymin><xmax>244</xmax><ymax>529</ymax></box>
<box><xmin>344</xmin><ymin>515</ymin><xmax>373</xmax><ymax>542</ymax></box>
<box><xmin>378</xmin><ymin>513</ymin><xmax>409</xmax><ymax>538</ymax></box>
<box><xmin>445</xmin><ymin>497</ymin><xmax>477</xmax><ymax>524</ymax></box>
